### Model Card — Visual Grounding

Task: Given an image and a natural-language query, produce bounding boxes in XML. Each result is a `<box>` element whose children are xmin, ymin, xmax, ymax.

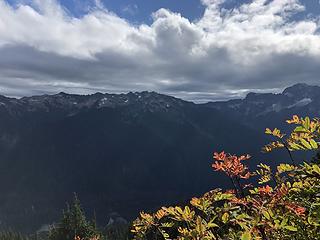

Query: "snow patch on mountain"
<box><xmin>288</xmin><ymin>98</ymin><xmax>312</xmax><ymax>108</ymax></box>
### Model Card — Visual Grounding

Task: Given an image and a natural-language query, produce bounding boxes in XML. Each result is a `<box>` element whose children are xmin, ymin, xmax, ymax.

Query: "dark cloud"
<box><xmin>0</xmin><ymin>0</ymin><xmax>320</xmax><ymax>102</ymax></box>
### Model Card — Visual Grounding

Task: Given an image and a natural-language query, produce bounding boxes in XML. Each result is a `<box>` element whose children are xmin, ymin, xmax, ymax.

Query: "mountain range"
<box><xmin>0</xmin><ymin>83</ymin><xmax>318</xmax><ymax>232</ymax></box>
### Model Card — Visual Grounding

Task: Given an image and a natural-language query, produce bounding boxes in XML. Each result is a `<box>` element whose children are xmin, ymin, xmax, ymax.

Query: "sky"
<box><xmin>1</xmin><ymin>0</ymin><xmax>320</xmax><ymax>102</ymax></box>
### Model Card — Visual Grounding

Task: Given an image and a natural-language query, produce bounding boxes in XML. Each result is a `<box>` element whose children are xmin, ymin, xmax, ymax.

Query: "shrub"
<box><xmin>131</xmin><ymin>115</ymin><xmax>320</xmax><ymax>240</ymax></box>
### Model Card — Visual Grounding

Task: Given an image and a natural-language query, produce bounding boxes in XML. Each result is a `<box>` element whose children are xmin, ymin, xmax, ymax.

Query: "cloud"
<box><xmin>0</xmin><ymin>0</ymin><xmax>320</xmax><ymax>101</ymax></box>
<box><xmin>94</xmin><ymin>0</ymin><xmax>104</xmax><ymax>9</ymax></box>
<box><xmin>122</xmin><ymin>4</ymin><xmax>138</xmax><ymax>16</ymax></box>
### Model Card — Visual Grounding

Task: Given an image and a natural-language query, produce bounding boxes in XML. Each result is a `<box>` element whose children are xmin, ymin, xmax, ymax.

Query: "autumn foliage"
<box><xmin>131</xmin><ymin>115</ymin><xmax>320</xmax><ymax>240</ymax></box>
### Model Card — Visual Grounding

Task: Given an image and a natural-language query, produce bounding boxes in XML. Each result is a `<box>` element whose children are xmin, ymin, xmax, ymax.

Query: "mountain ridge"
<box><xmin>0</xmin><ymin>83</ymin><xmax>318</xmax><ymax>115</ymax></box>
<box><xmin>205</xmin><ymin>83</ymin><xmax>320</xmax><ymax>129</ymax></box>
<box><xmin>0</xmin><ymin>83</ymin><xmax>318</xmax><ymax>232</ymax></box>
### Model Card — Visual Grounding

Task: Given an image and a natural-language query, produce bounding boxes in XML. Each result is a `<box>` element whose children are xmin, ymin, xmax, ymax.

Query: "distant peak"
<box><xmin>245</xmin><ymin>92</ymin><xmax>274</xmax><ymax>100</ymax></box>
<box><xmin>245</xmin><ymin>92</ymin><xmax>262</xmax><ymax>98</ymax></box>
<box><xmin>283</xmin><ymin>83</ymin><xmax>318</xmax><ymax>94</ymax></box>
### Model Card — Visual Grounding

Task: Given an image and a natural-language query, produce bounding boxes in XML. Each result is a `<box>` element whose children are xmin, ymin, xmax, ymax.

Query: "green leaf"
<box><xmin>161</xmin><ymin>222</ymin><xmax>174</xmax><ymax>228</ymax></box>
<box><xmin>304</xmin><ymin>117</ymin><xmax>310</xmax><ymax>129</ymax></box>
<box><xmin>294</xmin><ymin>126</ymin><xmax>306</xmax><ymax>132</ymax></box>
<box><xmin>262</xmin><ymin>210</ymin><xmax>270</xmax><ymax>220</ymax></box>
<box><xmin>222</xmin><ymin>212</ymin><xmax>229</xmax><ymax>223</ymax></box>
<box><xmin>312</xmin><ymin>164</ymin><xmax>320</xmax><ymax>175</ymax></box>
<box><xmin>241</xmin><ymin>231</ymin><xmax>252</xmax><ymax>240</ymax></box>
<box><xmin>207</xmin><ymin>219</ymin><xmax>219</xmax><ymax>228</ymax></box>
<box><xmin>277</xmin><ymin>164</ymin><xmax>295</xmax><ymax>173</ymax></box>
<box><xmin>284</xmin><ymin>225</ymin><xmax>298</xmax><ymax>231</ymax></box>
<box><xmin>280</xmin><ymin>217</ymin><xmax>288</xmax><ymax>228</ymax></box>
<box><xmin>310</xmin><ymin>139</ymin><xmax>318</xmax><ymax>149</ymax></box>
<box><xmin>300</xmin><ymin>138</ymin><xmax>312</xmax><ymax>150</ymax></box>
<box><xmin>288</xmin><ymin>142</ymin><xmax>302</xmax><ymax>150</ymax></box>
<box><xmin>268</xmin><ymin>209</ymin><xmax>274</xmax><ymax>218</ymax></box>
<box><xmin>207</xmin><ymin>222</ymin><xmax>219</xmax><ymax>228</ymax></box>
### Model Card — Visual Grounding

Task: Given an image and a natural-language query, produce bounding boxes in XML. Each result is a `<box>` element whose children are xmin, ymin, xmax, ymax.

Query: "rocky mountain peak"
<box><xmin>205</xmin><ymin>83</ymin><xmax>320</xmax><ymax>119</ymax></box>
<box><xmin>282</xmin><ymin>83</ymin><xmax>320</xmax><ymax>99</ymax></box>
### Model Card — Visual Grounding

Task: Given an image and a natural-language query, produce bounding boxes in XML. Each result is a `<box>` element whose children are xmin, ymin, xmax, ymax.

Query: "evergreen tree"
<box><xmin>48</xmin><ymin>194</ymin><xmax>102</xmax><ymax>240</ymax></box>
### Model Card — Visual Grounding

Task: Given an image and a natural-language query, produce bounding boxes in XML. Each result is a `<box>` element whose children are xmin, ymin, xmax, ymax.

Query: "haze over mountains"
<box><xmin>0</xmin><ymin>83</ymin><xmax>318</xmax><ymax>232</ymax></box>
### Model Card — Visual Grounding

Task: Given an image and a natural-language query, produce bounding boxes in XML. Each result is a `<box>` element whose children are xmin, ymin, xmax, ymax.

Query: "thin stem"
<box><xmin>235</xmin><ymin>177</ymin><xmax>245</xmax><ymax>198</ymax></box>
<box><xmin>229</xmin><ymin>176</ymin><xmax>240</xmax><ymax>198</ymax></box>
<box><xmin>281</xmin><ymin>140</ymin><xmax>296</xmax><ymax>166</ymax></box>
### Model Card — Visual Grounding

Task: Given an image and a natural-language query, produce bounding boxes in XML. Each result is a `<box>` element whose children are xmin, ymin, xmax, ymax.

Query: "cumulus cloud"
<box><xmin>0</xmin><ymin>0</ymin><xmax>320</xmax><ymax>101</ymax></box>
